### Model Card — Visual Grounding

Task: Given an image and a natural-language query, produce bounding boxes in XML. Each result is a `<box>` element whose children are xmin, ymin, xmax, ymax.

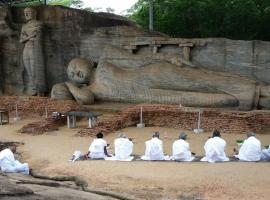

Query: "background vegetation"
<box><xmin>9</xmin><ymin>0</ymin><xmax>270</xmax><ymax>41</ymax></box>
<box><xmin>10</xmin><ymin>0</ymin><xmax>92</xmax><ymax>11</ymax></box>
<box><xmin>128</xmin><ymin>0</ymin><xmax>270</xmax><ymax>41</ymax></box>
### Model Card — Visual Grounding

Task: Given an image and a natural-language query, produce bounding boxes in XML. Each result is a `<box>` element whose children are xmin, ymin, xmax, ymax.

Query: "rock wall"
<box><xmin>136</xmin><ymin>38</ymin><xmax>270</xmax><ymax>84</ymax></box>
<box><xmin>0</xmin><ymin>5</ymin><xmax>159</xmax><ymax>95</ymax></box>
<box><xmin>1</xmin><ymin>5</ymin><xmax>270</xmax><ymax>97</ymax></box>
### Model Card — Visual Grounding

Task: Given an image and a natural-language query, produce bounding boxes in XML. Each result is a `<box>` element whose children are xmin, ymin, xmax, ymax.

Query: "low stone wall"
<box><xmin>78</xmin><ymin>104</ymin><xmax>270</xmax><ymax>136</ymax></box>
<box><xmin>2</xmin><ymin>97</ymin><xmax>269</xmax><ymax>136</ymax></box>
<box><xmin>19</xmin><ymin>117</ymin><xmax>66</xmax><ymax>135</ymax></box>
<box><xmin>0</xmin><ymin>96</ymin><xmax>87</xmax><ymax>118</ymax></box>
<box><xmin>0</xmin><ymin>96</ymin><xmax>88</xmax><ymax>135</ymax></box>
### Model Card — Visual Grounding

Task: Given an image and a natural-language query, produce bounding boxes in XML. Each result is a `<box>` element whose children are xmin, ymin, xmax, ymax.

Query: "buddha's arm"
<box><xmin>258</xmin><ymin>86</ymin><xmax>270</xmax><ymax>109</ymax></box>
<box><xmin>19</xmin><ymin>28</ymin><xmax>37</xmax><ymax>43</ymax></box>
<box><xmin>19</xmin><ymin>32</ymin><xmax>34</xmax><ymax>43</ymax></box>
<box><xmin>65</xmin><ymin>82</ymin><xmax>94</xmax><ymax>105</ymax></box>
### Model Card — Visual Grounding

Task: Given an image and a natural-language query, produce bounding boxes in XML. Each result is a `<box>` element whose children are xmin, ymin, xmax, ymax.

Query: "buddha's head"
<box><xmin>24</xmin><ymin>7</ymin><xmax>37</xmax><ymax>21</ymax></box>
<box><xmin>67</xmin><ymin>58</ymin><xmax>94</xmax><ymax>84</ymax></box>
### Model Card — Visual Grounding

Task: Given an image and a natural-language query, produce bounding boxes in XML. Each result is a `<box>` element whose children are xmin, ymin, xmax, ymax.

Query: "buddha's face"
<box><xmin>24</xmin><ymin>7</ymin><xmax>36</xmax><ymax>21</ymax></box>
<box><xmin>67</xmin><ymin>58</ymin><xmax>94</xmax><ymax>84</ymax></box>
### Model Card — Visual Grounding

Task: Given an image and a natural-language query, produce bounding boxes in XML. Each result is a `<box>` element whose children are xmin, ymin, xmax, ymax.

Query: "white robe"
<box><xmin>235</xmin><ymin>136</ymin><xmax>261</xmax><ymax>161</ymax></box>
<box><xmin>261</xmin><ymin>145</ymin><xmax>270</xmax><ymax>161</ymax></box>
<box><xmin>69</xmin><ymin>150</ymin><xmax>83</xmax><ymax>162</ymax></box>
<box><xmin>89</xmin><ymin>138</ymin><xmax>107</xmax><ymax>159</ymax></box>
<box><xmin>114</xmin><ymin>138</ymin><xmax>133</xmax><ymax>161</ymax></box>
<box><xmin>0</xmin><ymin>148</ymin><xmax>29</xmax><ymax>174</ymax></box>
<box><xmin>201</xmin><ymin>137</ymin><xmax>229</xmax><ymax>163</ymax></box>
<box><xmin>171</xmin><ymin>139</ymin><xmax>194</xmax><ymax>161</ymax></box>
<box><xmin>141</xmin><ymin>138</ymin><xmax>165</xmax><ymax>160</ymax></box>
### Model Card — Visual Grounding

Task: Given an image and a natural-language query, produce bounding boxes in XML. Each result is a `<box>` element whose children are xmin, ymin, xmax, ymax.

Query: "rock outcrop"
<box><xmin>1</xmin><ymin>5</ymin><xmax>270</xmax><ymax>110</ymax></box>
<box><xmin>0</xmin><ymin>5</ymin><xmax>160</xmax><ymax>95</ymax></box>
<box><xmin>0</xmin><ymin>173</ymin><xmax>115</xmax><ymax>200</ymax></box>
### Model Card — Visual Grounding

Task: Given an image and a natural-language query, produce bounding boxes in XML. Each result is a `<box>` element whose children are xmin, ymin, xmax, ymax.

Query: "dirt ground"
<box><xmin>0</xmin><ymin>117</ymin><xmax>270</xmax><ymax>200</ymax></box>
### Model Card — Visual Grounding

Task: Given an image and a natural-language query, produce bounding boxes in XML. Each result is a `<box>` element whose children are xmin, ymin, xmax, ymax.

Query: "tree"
<box><xmin>10</xmin><ymin>0</ymin><xmax>87</xmax><ymax>10</ymax></box>
<box><xmin>128</xmin><ymin>0</ymin><xmax>270</xmax><ymax>41</ymax></box>
<box><xmin>48</xmin><ymin>0</ymin><xmax>84</xmax><ymax>9</ymax></box>
<box><xmin>106</xmin><ymin>7</ymin><xmax>115</xmax><ymax>13</ymax></box>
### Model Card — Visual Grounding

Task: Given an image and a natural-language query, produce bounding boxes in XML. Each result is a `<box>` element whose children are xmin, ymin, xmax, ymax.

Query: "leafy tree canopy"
<box><xmin>128</xmin><ymin>0</ymin><xmax>270</xmax><ymax>41</ymax></box>
<box><xmin>11</xmin><ymin>0</ymin><xmax>92</xmax><ymax>11</ymax></box>
<box><xmin>48</xmin><ymin>0</ymin><xmax>83</xmax><ymax>9</ymax></box>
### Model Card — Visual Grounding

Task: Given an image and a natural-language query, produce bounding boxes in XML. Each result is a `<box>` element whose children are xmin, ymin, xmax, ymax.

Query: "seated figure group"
<box><xmin>0</xmin><ymin>129</ymin><xmax>268</xmax><ymax>176</ymax></box>
<box><xmin>84</xmin><ymin>130</ymin><xmax>270</xmax><ymax>163</ymax></box>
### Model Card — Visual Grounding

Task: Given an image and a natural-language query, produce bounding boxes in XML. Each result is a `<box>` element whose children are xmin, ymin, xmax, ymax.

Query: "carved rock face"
<box><xmin>0</xmin><ymin>6</ymin><xmax>8</xmax><ymax>19</ymax></box>
<box><xmin>0</xmin><ymin>7</ymin><xmax>12</xmax><ymax>37</ymax></box>
<box><xmin>67</xmin><ymin>58</ymin><xmax>94</xmax><ymax>84</ymax></box>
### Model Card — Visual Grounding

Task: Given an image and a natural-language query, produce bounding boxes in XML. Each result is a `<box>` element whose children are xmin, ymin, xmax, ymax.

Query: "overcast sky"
<box><xmin>82</xmin><ymin>0</ymin><xmax>138</xmax><ymax>15</ymax></box>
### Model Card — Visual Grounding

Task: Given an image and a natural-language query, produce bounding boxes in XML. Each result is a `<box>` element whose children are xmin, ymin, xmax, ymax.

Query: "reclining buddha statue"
<box><xmin>51</xmin><ymin>46</ymin><xmax>270</xmax><ymax>111</ymax></box>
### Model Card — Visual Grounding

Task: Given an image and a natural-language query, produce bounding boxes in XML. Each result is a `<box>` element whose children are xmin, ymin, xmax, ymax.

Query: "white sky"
<box><xmin>82</xmin><ymin>0</ymin><xmax>138</xmax><ymax>15</ymax></box>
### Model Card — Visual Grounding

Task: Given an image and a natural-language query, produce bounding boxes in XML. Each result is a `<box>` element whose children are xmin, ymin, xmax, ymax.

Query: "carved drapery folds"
<box><xmin>20</xmin><ymin>7</ymin><xmax>46</xmax><ymax>96</ymax></box>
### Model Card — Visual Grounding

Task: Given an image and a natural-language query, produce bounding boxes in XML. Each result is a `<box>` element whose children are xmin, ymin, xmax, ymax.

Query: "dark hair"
<box><xmin>96</xmin><ymin>132</ymin><xmax>103</xmax><ymax>138</ymax></box>
<box><xmin>212</xmin><ymin>130</ymin><xmax>221</xmax><ymax>137</ymax></box>
<box><xmin>247</xmin><ymin>132</ymin><xmax>255</xmax><ymax>137</ymax></box>
<box><xmin>179</xmin><ymin>132</ymin><xmax>187</xmax><ymax>140</ymax></box>
<box><xmin>152</xmin><ymin>131</ymin><xmax>160</xmax><ymax>138</ymax></box>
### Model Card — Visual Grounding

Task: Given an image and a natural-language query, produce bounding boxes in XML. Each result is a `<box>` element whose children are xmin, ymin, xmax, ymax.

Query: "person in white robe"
<box><xmin>86</xmin><ymin>132</ymin><xmax>111</xmax><ymax>159</ymax></box>
<box><xmin>0</xmin><ymin>144</ymin><xmax>29</xmax><ymax>174</ymax></box>
<box><xmin>171</xmin><ymin>132</ymin><xmax>195</xmax><ymax>161</ymax></box>
<box><xmin>261</xmin><ymin>145</ymin><xmax>270</xmax><ymax>161</ymax></box>
<box><xmin>105</xmin><ymin>133</ymin><xmax>134</xmax><ymax>161</ymax></box>
<box><xmin>234</xmin><ymin>132</ymin><xmax>261</xmax><ymax>161</ymax></box>
<box><xmin>201</xmin><ymin>130</ymin><xmax>229</xmax><ymax>163</ymax></box>
<box><xmin>141</xmin><ymin>132</ymin><xmax>165</xmax><ymax>160</ymax></box>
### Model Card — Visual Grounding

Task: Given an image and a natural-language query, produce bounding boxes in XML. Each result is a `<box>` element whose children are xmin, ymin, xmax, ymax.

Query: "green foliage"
<box><xmin>10</xmin><ymin>0</ymin><xmax>92</xmax><ymax>12</ymax></box>
<box><xmin>128</xmin><ymin>0</ymin><xmax>270</xmax><ymax>41</ymax></box>
<box><xmin>48</xmin><ymin>0</ymin><xmax>83</xmax><ymax>8</ymax></box>
<box><xmin>9</xmin><ymin>0</ymin><xmax>43</xmax><ymax>7</ymax></box>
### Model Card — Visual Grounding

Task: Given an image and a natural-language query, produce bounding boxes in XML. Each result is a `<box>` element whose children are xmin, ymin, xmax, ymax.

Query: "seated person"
<box><xmin>0</xmin><ymin>144</ymin><xmax>29</xmax><ymax>174</ymax></box>
<box><xmin>114</xmin><ymin>133</ymin><xmax>134</xmax><ymax>161</ymax></box>
<box><xmin>261</xmin><ymin>145</ymin><xmax>270</xmax><ymax>161</ymax></box>
<box><xmin>171</xmin><ymin>132</ymin><xmax>195</xmax><ymax>161</ymax></box>
<box><xmin>141</xmin><ymin>132</ymin><xmax>165</xmax><ymax>160</ymax></box>
<box><xmin>201</xmin><ymin>130</ymin><xmax>229</xmax><ymax>163</ymax></box>
<box><xmin>234</xmin><ymin>132</ymin><xmax>261</xmax><ymax>161</ymax></box>
<box><xmin>86</xmin><ymin>132</ymin><xmax>111</xmax><ymax>159</ymax></box>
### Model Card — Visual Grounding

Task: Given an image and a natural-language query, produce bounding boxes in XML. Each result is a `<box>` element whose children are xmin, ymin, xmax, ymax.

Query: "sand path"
<box><xmin>0</xmin><ymin>118</ymin><xmax>270</xmax><ymax>199</ymax></box>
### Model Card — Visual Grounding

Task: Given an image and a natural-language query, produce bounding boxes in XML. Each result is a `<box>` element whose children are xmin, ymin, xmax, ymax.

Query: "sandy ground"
<box><xmin>0</xmin><ymin>117</ymin><xmax>270</xmax><ymax>200</ymax></box>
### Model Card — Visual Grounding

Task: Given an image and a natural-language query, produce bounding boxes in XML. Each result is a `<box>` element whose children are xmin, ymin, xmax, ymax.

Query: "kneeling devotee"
<box><xmin>201</xmin><ymin>130</ymin><xmax>229</xmax><ymax>163</ymax></box>
<box><xmin>113</xmin><ymin>133</ymin><xmax>134</xmax><ymax>161</ymax></box>
<box><xmin>0</xmin><ymin>144</ymin><xmax>29</xmax><ymax>174</ymax></box>
<box><xmin>234</xmin><ymin>132</ymin><xmax>261</xmax><ymax>161</ymax></box>
<box><xmin>171</xmin><ymin>132</ymin><xmax>195</xmax><ymax>161</ymax></box>
<box><xmin>86</xmin><ymin>132</ymin><xmax>111</xmax><ymax>159</ymax></box>
<box><xmin>141</xmin><ymin>132</ymin><xmax>165</xmax><ymax>160</ymax></box>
